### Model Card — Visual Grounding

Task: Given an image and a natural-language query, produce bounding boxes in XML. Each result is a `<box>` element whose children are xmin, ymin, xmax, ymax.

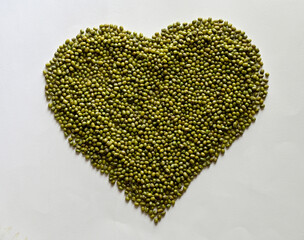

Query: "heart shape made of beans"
<box><xmin>44</xmin><ymin>18</ymin><xmax>268</xmax><ymax>223</ymax></box>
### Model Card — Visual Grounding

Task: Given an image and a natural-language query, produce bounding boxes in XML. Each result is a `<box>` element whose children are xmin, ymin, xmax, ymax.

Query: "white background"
<box><xmin>0</xmin><ymin>0</ymin><xmax>304</xmax><ymax>239</ymax></box>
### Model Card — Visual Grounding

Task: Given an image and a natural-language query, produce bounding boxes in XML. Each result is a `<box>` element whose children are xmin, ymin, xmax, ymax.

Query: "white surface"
<box><xmin>0</xmin><ymin>0</ymin><xmax>304</xmax><ymax>239</ymax></box>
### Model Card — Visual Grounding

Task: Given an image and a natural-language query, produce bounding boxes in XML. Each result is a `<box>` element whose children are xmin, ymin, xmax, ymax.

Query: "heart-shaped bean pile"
<box><xmin>44</xmin><ymin>18</ymin><xmax>268</xmax><ymax>223</ymax></box>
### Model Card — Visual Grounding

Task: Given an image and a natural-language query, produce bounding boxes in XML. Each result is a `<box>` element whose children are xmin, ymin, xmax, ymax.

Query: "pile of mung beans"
<box><xmin>44</xmin><ymin>18</ymin><xmax>268</xmax><ymax>223</ymax></box>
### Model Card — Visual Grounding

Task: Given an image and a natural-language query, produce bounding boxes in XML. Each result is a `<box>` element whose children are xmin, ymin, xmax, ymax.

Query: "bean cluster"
<box><xmin>44</xmin><ymin>18</ymin><xmax>268</xmax><ymax>223</ymax></box>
